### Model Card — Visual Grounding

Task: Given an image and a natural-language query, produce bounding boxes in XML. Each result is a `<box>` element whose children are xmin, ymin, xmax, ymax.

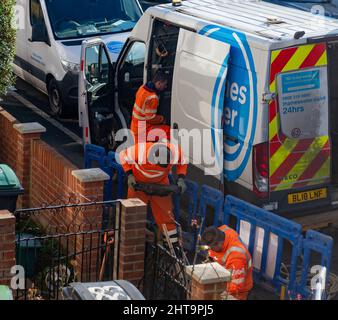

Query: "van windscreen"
<box><xmin>45</xmin><ymin>0</ymin><xmax>142</xmax><ymax>40</ymax></box>
<box><xmin>277</xmin><ymin>67</ymin><xmax>329</xmax><ymax>139</ymax></box>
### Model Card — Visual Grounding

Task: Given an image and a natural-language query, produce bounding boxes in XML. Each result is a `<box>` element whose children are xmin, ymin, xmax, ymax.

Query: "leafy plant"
<box><xmin>0</xmin><ymin>0</ymin><xmax>16</xmax><ymax>96</ymax></box>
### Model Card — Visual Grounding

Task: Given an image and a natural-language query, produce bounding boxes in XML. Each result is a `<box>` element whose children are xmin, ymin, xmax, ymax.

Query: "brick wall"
<box><xmin>118</xmin><ymin>199</ymin><xmax>147</xmax><ymax>287</ymax></box>
<box><xmin>186</xmin><ymin>263</ymin><xmax>232</xmax><ymax>300</ymax></box>
<box><xmin>0</xmin><ymin>109</ymin><xmax>149</xmax><ymax>288</ymax></box>
<box><xmin>0</xmin><ymin>211</ymin><xmax>16</xmax><ymax>286</ymax></box>
<box><xmin>0</xmin><ymin>108</ymin><xmax>19</xmax><ymax>172</ymax></box>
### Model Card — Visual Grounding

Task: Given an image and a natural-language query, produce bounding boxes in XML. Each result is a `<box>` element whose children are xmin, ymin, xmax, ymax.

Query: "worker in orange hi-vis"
<box><xmin>201</xmin><ymin>226</ymin><xmax>254</xmax><ymax>300</ymax></box>
<box><xmin>118</xmin><ymin>141</ymin><xmax>188</xmax><ymax>248</ymax></box>
<box><xmin>130</xmin><ymin>71</ymin><xmax>171</xmax><ymax>144</ymax></box>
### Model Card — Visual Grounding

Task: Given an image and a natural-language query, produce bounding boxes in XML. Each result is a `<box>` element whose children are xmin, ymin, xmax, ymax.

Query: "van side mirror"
<box><xmin>31</xmin><ymin>24</ymin><xmax>49</xmax><ymax>44</ymax></box>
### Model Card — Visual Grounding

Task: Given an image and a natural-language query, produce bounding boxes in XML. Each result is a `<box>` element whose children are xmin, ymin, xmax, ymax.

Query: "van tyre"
<box><xmin>48</xmin><ymin>79</ymin><xmax>64</xmax><ymax>117</ymax></box>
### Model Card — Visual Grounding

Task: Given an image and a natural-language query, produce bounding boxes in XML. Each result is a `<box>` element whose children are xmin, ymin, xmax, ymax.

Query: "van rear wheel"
<box><xmin>48</xmin><ymin>79</ymin><xmax>64</xmax><ymax>117</ymax></box>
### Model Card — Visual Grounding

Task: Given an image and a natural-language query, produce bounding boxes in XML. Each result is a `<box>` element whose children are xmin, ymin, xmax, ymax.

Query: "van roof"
<box><xmin>148</xmin><ymin>0</ymin><xmax>338</xmax><ymax>47</ymax></box>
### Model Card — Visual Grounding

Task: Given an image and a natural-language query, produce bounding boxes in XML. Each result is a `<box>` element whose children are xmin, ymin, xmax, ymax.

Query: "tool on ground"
<box><xmin>162</xmin><ymin>224</ymin><xmax>187</xmax><ymax>281</ymax></box>
<box><xmin>99</xmin><ymin>231</ymin><xmax>115</xmax><ymax>281</ymax></box>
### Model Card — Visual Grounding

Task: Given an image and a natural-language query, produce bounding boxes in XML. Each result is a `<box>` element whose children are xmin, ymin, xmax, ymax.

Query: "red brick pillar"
<box><xmin>72</xmin><ymin>168</ymin><xmax>110</xmax><ymax>282</ymax></box>
<box><xmin>118</xmin><ymin>199</ymin><xmax>147</xmax><ymax>287</ymax></box>
<box><xmin>0</xmin><ymin>210</ymin><xmax>16</xmax><ymax>286</ymax></box>
<box><xmin>0</xmin><ymin>109</ymin><xmax>19</xmax><ymax>167</ymax></box>
<box><xmin>13</xmin><ymin>123</ymin><xmax>46</xmax><ymax>209</ymax></box>
<box><xmin>186</xmin><ymin>263</ymin><xmax>231</xmax><ymax>300</ymax></box>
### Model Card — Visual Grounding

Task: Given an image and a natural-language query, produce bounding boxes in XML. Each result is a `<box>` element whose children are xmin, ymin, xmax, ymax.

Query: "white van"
<box><xmin>13</xmin><ymin>0</ymin><xmax>143</xmax><ymax>116</ymax></box>
<box><xmin>79</xmin><ymin>0</ymin><xmax>338</xmax><ymax>215</ymax></box>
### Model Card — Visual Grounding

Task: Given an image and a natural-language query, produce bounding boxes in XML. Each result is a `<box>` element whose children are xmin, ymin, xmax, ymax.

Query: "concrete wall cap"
<box><xmin>186</xmin><ymin>263</ymin><xmax>231</xmax><ymax>285</ymax></box>
<box><xmin>72</xmin><ymin>168</ymin><xmax>110</xmax><ymax>183</ymax></box>
<box><xmin>0</xmin><ymin>210</ymin><xmax>14</xmax><ymax>220</ymax></box>
<box><xmin>121</xmin><ymin>198</ymin><xmax>147</xmax><ymax>208</ymax></box>
<box><xmin>13</xmin><ymin>122</ymin><xmax>46</xmax><ymax>134</ymax></box>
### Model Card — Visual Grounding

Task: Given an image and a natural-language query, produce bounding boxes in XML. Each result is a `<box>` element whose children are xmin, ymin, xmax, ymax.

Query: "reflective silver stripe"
<box><xmin>221</xmin><ymin>246</ymin><xmax>252</xmax><ymax>268</ymax></box>
<box><xmin>232</xmin><ymin>278</ymin><xmax>245</xmax><ymax>285</ymax></box>
<box><xmin>134</xmin><ymin>104</ymin><xmax>157</xmax><ymax>115</ymax></box>
<box><xmin>167</xmin><ymin>229</ymin><xmax>178</xmax><ymax>236</ymax></box>
<box><xmin>170</xmin><ymin>238</ymin><xmax>178</xmax><ymax>243</ymax></box>
<box><xmin>143</xmin><ymin>95</ymin><xmax>159</xmax><ymax>108</ymax></box>
<box><xmin>132</xmin><ymin>112</ymin><xmax>146</xmax><ymax>120</ymax></box>
<box><xmin>132</xmin><ymin>112</ymin><xmax>156</xmax><ymax>121</ymax></box>
<box><xmin>124</xmin><ymin>155</ymin><xmax>134</xmax><ymax>163</ymax></box>
<box><xmin>133</xmin><ymin>104</ymin><xmax>144</xmax><ymax>113</ymax></box>
<box><xmin>144</xmin><ymin>108</ymin><xmax>158</xmax><ymax>114</ymax></box>
<box><xmin>135</xmin><ymin>163</ymin><xmax>165</xmax><ymax>179</ymax></box>
<box><xmin>136</xmin><ymin>95</ymin><xmax>159</xmax><ymax>113</ymax></box>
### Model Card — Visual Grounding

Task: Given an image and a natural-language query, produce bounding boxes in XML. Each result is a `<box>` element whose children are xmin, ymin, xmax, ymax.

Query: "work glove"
<box><xmin>127</xmin><ymin>174</ymin><xmax>137</xmax><ymax>190</ymax></box>
<box><xmin>177</xmin><ymin>177</ymin><xmax>187</xmax><ymax>194</ymax></box>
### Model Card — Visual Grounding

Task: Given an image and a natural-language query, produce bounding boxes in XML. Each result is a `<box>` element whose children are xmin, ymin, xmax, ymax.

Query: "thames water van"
<box><xmin>13</xmin><ymin>0</ymin><xmax>143</xmax><ymax>116</ymax></box>
<box><xmin>78</xmin><ymin>0</ymin><xmax>338</xmax><ymax>215</ymax></box>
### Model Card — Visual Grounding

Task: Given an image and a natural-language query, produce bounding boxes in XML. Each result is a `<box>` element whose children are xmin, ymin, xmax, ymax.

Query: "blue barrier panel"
<box><xmin>198</xmin><ymin>185</ymin><xmax>224</xmax><ymax>233</ymax></box>
<box><xmin>84</xmin><ymin>144</ymin><xmax>107</xmax><ymax>172</ymax></box>
<box><xmin>170</xmin><ymin>178</ymin><xmax>199</xmax><ymax>252</ymax></box>
<box><xmin>297</xmin><ymin>230</ymin><xmax>333</xmax><ymax>300</ymax></box>
<box><xmin>170</xmin><ymin>176</ymin><xmax>199</xmax><ymax>225</ymax></box>
<box><xmin>223</xmin><ymin>195</ymin><xmax>303</xmax><ymax>299</ymax></box>
<box><xmin>84</xmin><ymin>145</ymin><xmax>125</xmax><ymax>201</ymax></box>
<box><xmin>107</xmin><ymin>151</ymin><xmax>126</xmax><ymax>200</ymax></box>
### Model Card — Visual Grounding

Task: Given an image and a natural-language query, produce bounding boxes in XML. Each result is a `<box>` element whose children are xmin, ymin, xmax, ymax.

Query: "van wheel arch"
<box><xmin>46</xmin><ymin>74</ymin><xmax>54</xmax><ymax>89</ymax></box>
<box><xmin>46</xmin><ymin>75</ymin><xmax>64</xmax><ymax>117</ymax></box>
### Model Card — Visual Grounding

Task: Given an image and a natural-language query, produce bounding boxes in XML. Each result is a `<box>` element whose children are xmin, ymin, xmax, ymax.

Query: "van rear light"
<box><xmin>253</xmin><ymin>142</ymin><xmax>269</xmax><ymax>198</ymax></box>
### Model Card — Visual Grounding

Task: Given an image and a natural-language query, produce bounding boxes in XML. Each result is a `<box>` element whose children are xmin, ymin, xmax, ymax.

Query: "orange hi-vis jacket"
<box><xmin>209</xmin><ymin>225</ymin><xmax>253</xmax><ymax>300</ymax></box>
<box><xmin>119</xmin><ymin>142</ymin><xmax>188</xmax><ymax>185</ymax></box>
<box><xmin>119</xmin><ymin>142</ymin><xmax>188</xmax><ymax>233</ymax></box>
<box><xmin>130</xmin><ymin>84</ymin><xmax>165</xmax><ymax>139</ymax></box>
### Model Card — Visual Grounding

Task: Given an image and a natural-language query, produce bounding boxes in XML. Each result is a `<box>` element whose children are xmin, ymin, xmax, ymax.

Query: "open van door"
<box><xmin>171</xmin><ymin>29</ymin><xmax>230</xmax><ymax>178</ymax></box>
<box><xmin>79</xmin><ymin>38</ymin><xmax>117</xmax><ymax>149</ymax></box>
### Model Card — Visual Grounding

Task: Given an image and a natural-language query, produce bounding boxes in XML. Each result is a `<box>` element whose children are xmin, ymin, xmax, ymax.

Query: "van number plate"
<box><xmin>288</xmin><ymin>188</ymin><xmax>327</xmax><ymax>205</ymax></box>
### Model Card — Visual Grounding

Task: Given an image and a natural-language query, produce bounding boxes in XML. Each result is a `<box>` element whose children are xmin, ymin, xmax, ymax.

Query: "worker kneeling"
<box><xmin>201</xmin><ymin>226</ymin><xmax>253</xmax><ymax>300</ymax></box>
<box><xmin>119</xmin><ymin>141</ymin><xmax>188</xmax><ymax>251</ymax></box>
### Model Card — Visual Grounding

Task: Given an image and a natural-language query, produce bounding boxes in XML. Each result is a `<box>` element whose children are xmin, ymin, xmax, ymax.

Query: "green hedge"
<box><xmin>0</xmin><ymin>0</ymin><xmax>16</xmax><ymax>96</ymax></box>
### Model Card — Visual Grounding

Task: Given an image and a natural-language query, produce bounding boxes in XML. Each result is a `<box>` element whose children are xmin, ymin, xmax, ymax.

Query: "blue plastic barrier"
<box><xmin>84</xmin><ymin>145</ymin><xmax>334</xmax><ymax>299</ymax></box>
<box><xmin>107</xmin><ymin>151</ymin><xmax>126</xmax><ymax>200</ymax></box>
<box><xmin>297</xmin><ymin>230</ymin><xmax>333</xmax><ymax>299</ymax></box>
<box><xmin>84</xmin><ymin>144</ymin><xmax>108</xmax><ymax>172</ymax></box>
<box><xmin>84</xmin><ymin>144</ymin><xmax>125</xmax><ymax>201</ymax></box>
<box><xmin>198</xmin><ymin>185</ymin><xmax>224</xmax><ymax>233</ymax></box>
<box><xmin>171</xmin><ymin>179</ymin><xmax>199</xmax><ymax>252</ymax></box>
<box><xmin>223</xmin><ymin>195</ymin><xmax>303</xmax><ymax>299</ymax></box>
<box><xmin>171</xmin><ymin>177</ymin><xmax>199</xmax><ymax>225</ymax></box>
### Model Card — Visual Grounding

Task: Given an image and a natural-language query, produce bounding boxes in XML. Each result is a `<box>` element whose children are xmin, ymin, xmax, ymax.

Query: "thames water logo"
<box><xmin>200</xmin><ymin>25</ymin><xmax>258</xmax><ymax>181</ymax></box>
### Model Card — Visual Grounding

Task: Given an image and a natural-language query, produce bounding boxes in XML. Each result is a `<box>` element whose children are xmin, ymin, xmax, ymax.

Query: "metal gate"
<box><xmin>142</xmin><ymin>231</ymin><xmax>191</xmax><ymax>300</ymax></box>
<box><xmin>14</xmin><ymin>200</ymin><xmax>121</xmax><ymax>300</ymax></box>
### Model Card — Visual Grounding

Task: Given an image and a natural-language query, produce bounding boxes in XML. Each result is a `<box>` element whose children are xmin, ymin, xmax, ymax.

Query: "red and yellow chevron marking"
<box><xmin>269</xmin><ymin>43</ymin><xmax>330</xmax><ymax>192</ymax></box>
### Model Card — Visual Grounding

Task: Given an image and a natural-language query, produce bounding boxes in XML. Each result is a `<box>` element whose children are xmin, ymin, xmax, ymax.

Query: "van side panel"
<box><xmin>198</xmin><ymin>27</ymin><xmax>258</xmax><ymax>182</ymax></box>
<box><xmin>268</xmin><ymin>43</ymin><xmax>331</xmax><ymax>192</ymax></box>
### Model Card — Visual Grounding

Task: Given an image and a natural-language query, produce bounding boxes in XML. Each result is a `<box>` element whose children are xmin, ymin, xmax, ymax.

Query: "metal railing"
<box><xmin>14</xmin><ymin>200</ymin><xmax>122</xmax><ymax>300</ymax></box>
<box><xmin>143</xmin><ymin>240</ymin><xmax>191</xmax><ymax>300</ymax></box>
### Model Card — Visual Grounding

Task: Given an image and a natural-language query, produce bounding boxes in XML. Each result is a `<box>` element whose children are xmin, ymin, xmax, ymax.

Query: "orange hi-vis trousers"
<box><xmin>128</xmin><ymin>188</ymin><xmax>177</xmax><ymax>234</ymax></box>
